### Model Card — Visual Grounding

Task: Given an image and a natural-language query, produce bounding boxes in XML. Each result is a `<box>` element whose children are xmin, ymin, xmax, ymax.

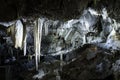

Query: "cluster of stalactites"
<box><xmin>3</xmin><ymin>18</ymin><xmax>47</xmax><ymax>70</ymax></box>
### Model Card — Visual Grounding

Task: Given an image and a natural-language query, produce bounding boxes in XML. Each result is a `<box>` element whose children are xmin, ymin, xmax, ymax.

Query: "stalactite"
<box><xmin>37</xmin><ymin>19</ymin><xmax>40</xmax><ymax>63</ymax></box>
<box><xmin>34</xmin><ymin>18</ymin><xmax>44</xmax><ymax>70</ymax></box>
<box><xmin>15</xmin><ymin>20</ymin><xmax>23</xmax><ymax>49</ymax></box>
<box><xmin>44</xmin><ymin>21</ymin><xmax>49</xmax><ymax>36</ymax></box>
<box><xmin>34</xmin><ymin>20</ymin><xmax>38</xmax><ymax>71</ymax></box>
<box><xmin>7</xmin><ymin>24</ymin><xmax>15</xmax><ymax>44</ymax></box>
<box><xmin>38</xmin><ymin>18</ymin><xmax>44</xmax><ymax>62</ymax></box>
<box><xmin>5</xmin><ymin>20</ymin><xmax>24</xmax><ymax>50</ymax></box>
<box><xmin>23</xmin><ymin>25</ymin><xmax>27</xmax><ymax>56</ymax></box>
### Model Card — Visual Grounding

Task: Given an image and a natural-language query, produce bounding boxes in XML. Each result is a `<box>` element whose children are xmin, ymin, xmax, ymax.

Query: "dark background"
<box><xmin>0</xmin><ymin>0</ymin><xmax>119</xmax><ymax>21</ymax></box>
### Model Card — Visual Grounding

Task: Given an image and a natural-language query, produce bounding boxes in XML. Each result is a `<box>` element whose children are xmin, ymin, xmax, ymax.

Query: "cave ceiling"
<box><xmin>0</xmin><ymin>0</ymin><xmax>120</xmax><ymax>22</ymax></box>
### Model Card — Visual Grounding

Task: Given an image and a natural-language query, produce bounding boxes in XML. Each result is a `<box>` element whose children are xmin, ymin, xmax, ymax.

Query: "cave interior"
<box><xmin>0</xmin><ymin>0</ymin><xmax>120</xmax><ymax>80</ymax></box>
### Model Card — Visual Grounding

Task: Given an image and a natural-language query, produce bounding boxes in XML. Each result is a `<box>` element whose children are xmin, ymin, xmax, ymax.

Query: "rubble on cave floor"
<box><xmin>14</xmin><ymin>44</ymin><xmax>119</xmax><ymax>80</ymax></box>
<box><xmin>58</xmin><ymin>44</ymin><xmax>120</xmax><ymax>80</ymax></box>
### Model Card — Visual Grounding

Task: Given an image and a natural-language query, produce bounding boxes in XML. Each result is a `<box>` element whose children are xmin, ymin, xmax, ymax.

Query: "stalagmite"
<box><xmin>15</xmin><ymin>20</ymin><xmax>23</xmax><ymax>49</ymax></box>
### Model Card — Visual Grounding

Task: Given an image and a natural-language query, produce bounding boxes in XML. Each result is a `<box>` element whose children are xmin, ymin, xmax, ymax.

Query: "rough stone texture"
<box><xmin>95</xmin><ymin>0</ymin><xmax>120</xmax><ymax>22</ymax></box>
<box><xmin>60</xmin><ymin>45</ymin><xmax>120</xmax><ymax>80</ymax></box>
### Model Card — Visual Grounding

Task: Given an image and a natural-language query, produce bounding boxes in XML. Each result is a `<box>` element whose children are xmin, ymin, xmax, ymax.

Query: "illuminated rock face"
<box><xmin>0</xmin><ymin>7</ymin><xmax>120</xmax><ymax>53</ymax></box>
<box><xmin>0</xmin><ymin>1</ymin><xmax>120</xmax><ymax>79</ymax></box>
<box><xmin>37</xmin><ymin>8</ymin><xmax>120</xmax><ymax>55</ymax></box>
<box><xmin>0</xmin><ymin>7</ymin><xmax>120</xmax><ymax>70</ymax></box>
<box><xmin>15</xmin><ymin>20</ymin><xmax>23</xmax><ymax>49</ymax></box>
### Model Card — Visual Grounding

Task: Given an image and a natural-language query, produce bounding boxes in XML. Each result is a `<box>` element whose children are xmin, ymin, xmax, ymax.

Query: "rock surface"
<box><xmin>0</xmin><ymin>1</ymin><xmax>120</xmax><ymax>80</ymax></box>
<box><xmin>60</xmin><ymin>45</ymin><xmax>120</xmax><ymax>80</ymax></box>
